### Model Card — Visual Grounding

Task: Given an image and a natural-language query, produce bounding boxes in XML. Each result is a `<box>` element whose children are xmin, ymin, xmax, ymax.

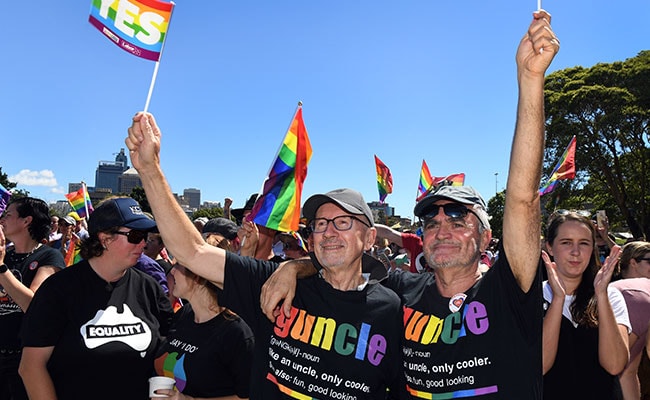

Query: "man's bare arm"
<box><xmin>503</xmin><ymin>10</ymin><xmax>559</xmax><ymax>292</ymax></box>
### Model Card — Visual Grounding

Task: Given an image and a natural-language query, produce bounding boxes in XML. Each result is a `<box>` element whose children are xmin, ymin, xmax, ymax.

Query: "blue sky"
<box><xmin>2</xmin><ymin>1</ymin><xmax>648</xmax><ymax>219</ymax></box>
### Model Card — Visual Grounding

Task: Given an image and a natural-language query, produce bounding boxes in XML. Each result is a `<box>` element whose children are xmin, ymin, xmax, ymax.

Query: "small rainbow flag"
<box><xmin>64</xmin><ymin>240</ymin><xmax>83</xmax><ymax>267</ymax></box>
<box><xmin>416</xmin><ymin>173</ymin><xmax>465</xmax><ymax>201</ymax></box>
<box><xmin>249</xmin><ymin>105</ymin><xmax>313</xmax><ymax>232</ymax></box>
<box><xmin>374</xmin><ymin>155</ymin><xmax>393</xmax><ymax>203</ymax></box>
<box><xmin>89</xmin><ymin>0</ymin><xmax>175</xmax><ymax>62</ymax></box>
<box><xmin>539</xmin><ymin>136</ymin><xmax>577</xmax><ymax>196</ymax></box>
<box><xmin>65</xmin><ymin>185</ymin><xmax>94</xmax><ymax>219</ymax></box>
<box><xmin>417</xmin><ymin>160</ymin><xmax>434</xmax><ymax>200</ymax></box>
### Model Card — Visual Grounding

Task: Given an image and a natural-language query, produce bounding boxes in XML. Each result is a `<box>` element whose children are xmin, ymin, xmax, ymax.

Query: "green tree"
<box><xmin>543</xmin><ymin>50</ymin><xmax>650</xmax><ymax>239</ymax></box>
<box><xmin>0</xmin><ymin>167</ymin><xmax>29</xmax><ymax>199</ymax></box>
<box><xmin>191</xmin><ymin>207</ymin><xmax>224</xmax><ymax>220</ymax></box>
<box><xmin>486</xmin><ymin>190</ymin><xmax>505</xmax><ymax>239</ymax></box>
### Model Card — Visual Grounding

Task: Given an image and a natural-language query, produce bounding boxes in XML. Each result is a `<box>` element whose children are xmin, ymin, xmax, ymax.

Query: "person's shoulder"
<box><xmin>611</xmin><ymin>277</ymin><xmax>650</xmax><ymax>292</ymax></box>
<box><xmin>34</xmin><ymin>244</ymin><xmax>65</xmax><ymax>265</ymax></box>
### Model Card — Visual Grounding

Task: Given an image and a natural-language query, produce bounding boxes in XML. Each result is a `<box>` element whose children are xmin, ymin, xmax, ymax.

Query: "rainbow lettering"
<box><xmin>403</xmin><ymin>302</ymin><xmax>489</xmax><ymax>345</ymax></box>
<box><xmin>274</xmin><ymin>306</ymin><xmax>387</xmax><ymax>366</ymax></box>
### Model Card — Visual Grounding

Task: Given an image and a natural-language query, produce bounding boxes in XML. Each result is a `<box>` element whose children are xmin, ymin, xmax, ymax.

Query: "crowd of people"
<box><xmin>0</xmin><ymin>8</ymin><xmax>648</xmax><ymax>400</ymax></box>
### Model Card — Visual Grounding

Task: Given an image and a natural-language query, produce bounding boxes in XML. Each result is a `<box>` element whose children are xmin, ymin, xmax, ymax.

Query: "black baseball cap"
<box><xmin>88</xmin><ymin>197</ymin><xmax>156</xmax><ymax>234</ymax></box>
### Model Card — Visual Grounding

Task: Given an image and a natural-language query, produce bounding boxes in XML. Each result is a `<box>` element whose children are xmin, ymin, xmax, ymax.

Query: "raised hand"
<box><xmin>594</xmin><ymin>245</ymin><xmax>621</xmax><ymax>296</ymax></box>
<box><xmin>542</xmin><ymin>250</ymin><xmax>566</xmax><ymax>298</ymax></box>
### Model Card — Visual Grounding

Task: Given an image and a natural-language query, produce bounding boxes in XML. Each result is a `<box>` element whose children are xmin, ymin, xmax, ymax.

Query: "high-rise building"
<box><xmin>118</xmin><ymin>168</ymin><xmax>142</xmax><ymax>194</ymax></box>
<box><xmin>95</xmin><ymin>148</ymin><xmax>129</xmax><ymax>194</ymax></box>
<box><xmin>183</xmin><ymin>188</ymin><xmax>201</xmax><ymax>210</ymax></box>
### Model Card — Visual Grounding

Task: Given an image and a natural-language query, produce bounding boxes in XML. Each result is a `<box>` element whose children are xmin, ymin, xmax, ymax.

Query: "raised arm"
<box><xmin>594</xmin><ymin>246</ymin><xmax>629</xmax><ymax>374</ymax></box>
<box><xmin>125</xmin><ymin>113</ymin><xmax>227</xmax><ymax>287</ymax></box>
<box><xmin>503</xmin><ymin>10</ymin><xmax>559</xmax><ymax>292</ymax></box>
<box><xmin>374</xmin><ymin>223</ymin><xmax>405</xmax><ymax>247</ymax></box>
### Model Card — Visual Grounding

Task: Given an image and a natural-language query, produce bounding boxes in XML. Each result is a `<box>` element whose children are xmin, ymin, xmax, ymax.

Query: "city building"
<box><xmin>118</xmin><ymin>167</ymin><xmax>142</xmax><ymax>194</ymax></box>
<box><xmin>95</xmin><ymin>148</ymin><xmax>129</xmax><ymax>194</ymax></box>
<box><xmin>183</xmin><ymin>188</ymin><xmax>201</xmax><ymax>210</ymax></box>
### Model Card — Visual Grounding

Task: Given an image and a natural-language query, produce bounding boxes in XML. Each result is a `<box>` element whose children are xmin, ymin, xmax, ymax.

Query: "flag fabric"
<box><xmin>248</xmin><ymin>106</ymin><xmax>313</xmax><ymax>232</ymax></box>
<box><xmin>416</xmin><ymin>173</ymin><xmax>466</xmax><ymax>201</ymax></box>
<box><xmin>64</xmin><ymin>240</ymin><xmax>83</xmax><ymax>267</ymax></box>
<box><xmin>89</xmin><ymin>0</ymin><xmax>175</xmax><ymax>61</ymax></box>
<box><xmin>417</xmin><ymin>160</ymin><xmax>434</xmax><ymax>199</ymax></box>
<box><xmin>0</xmin><ymin>184</ymin><xmax>11</xmax><ymax>215</ymax></box>
<box><xmin>539</xmin><ymin>136</ymin><xmax>577</xmax><ymax>196</ymax></box>
<box><xmin>65</xmin><ymin>186</ymin><xmax>94</xmax><ymax>219</ymax></box>
<box><xmin>374</xmin><ymin>155</ymin><xmax>393</xmax><ymax>203</ymax></box>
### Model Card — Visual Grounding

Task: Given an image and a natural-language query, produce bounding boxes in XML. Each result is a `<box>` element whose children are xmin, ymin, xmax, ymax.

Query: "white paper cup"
<box><xmin>148</xmin><ymin>376</ymin><xmax>176</xmax><ymax>398</ymax></box>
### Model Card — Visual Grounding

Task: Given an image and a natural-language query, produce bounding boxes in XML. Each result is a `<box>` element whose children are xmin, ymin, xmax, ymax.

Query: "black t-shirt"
<box><xmin>219</xmin><ymin>252</ymin><xmax>402</xmax><ymax>400</ymax></box>
<box><xmin>385</xmin><ymin>245</ymin><xmax>543</xmax><ymax>399</ymax></box>
<box><xmin>0</xmin><ymin>245</ymin><xmax>65</xmax><ymax>349</ymax></box>
<box><xmin>21</xmin><ymin>260</ymin><xmax>173</xmax><ymax>400</ymax></box>
<box><xmin>154</xmin><ymin>303</ymin><xmax>255</xmax><ymax>398</ymax></box>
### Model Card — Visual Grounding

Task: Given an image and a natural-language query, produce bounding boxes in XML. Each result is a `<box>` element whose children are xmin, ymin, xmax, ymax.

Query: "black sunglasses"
<box><xmin>636</xmin><ymin>257</ymin><xmax>650</xmax><ymax>263</ymax></box>
<box><xmin>421</xmin><ymin>203</ymin><xmax>477</xmax><ymax>222</ymax></box>
<box><xmin>114</xmin><ymin>230</ymin><xmax>148</xmax><ymax>244</ymax></box>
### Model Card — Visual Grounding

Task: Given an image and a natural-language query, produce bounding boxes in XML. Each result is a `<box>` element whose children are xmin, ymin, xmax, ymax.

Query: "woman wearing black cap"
<box><xmin>18</xmin><ymin>196</ymin><xmax>173</xmax><ymax>400</ymax></box>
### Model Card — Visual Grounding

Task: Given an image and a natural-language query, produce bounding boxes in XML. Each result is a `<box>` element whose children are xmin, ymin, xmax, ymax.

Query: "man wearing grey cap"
<box><xmin>127</xmin><ymin>113</ymin><xmax>402</xmax><ymax>398</ymax></box>
<box><xmin>259</xmin><ymin>10</ymin><xmax>559</xmax><ymax>400</ymax></box>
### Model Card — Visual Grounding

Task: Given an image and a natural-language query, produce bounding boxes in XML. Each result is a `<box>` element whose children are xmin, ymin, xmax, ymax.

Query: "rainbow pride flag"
<box><xmin>64</xmin><ymin>241</ymin><xmax>83</xmax><ymax>267</ymax></box>
<box><xmin>249</xmin><ymin>105</ymin><xmax>313</xmax><ymax>232</ymax></box>
<box><xmin>89</xmin><ymin>0</ymin><xmax>175</xmax><ymax>61</ymax></box>
<box><xmin>417</xmin><ymin>160</ymin><xmax>434</xmax><ymax>200</ymax></box>
<box><xmin>539</xmin><ymin>136</ymin><xmax>577</xmax><ymax>196</ymax></box>
<box><xmin>416</xmin><ymin>173</ymin><xmax>465</xmax><ymax>201</ymax></box>
<box><xmin>374</xmin><ymin>155</ymin><xmax>393</xmax><ymax>203</ymax></box>
<box><xmin>65</xmin><ymin>186</ymin><xmax>94</xmax><ymax>219</ymax></box>
<box><xmin>0</xmin><ymin>184</ymin><xmax>11</xmax><ymax>215</ymax></box>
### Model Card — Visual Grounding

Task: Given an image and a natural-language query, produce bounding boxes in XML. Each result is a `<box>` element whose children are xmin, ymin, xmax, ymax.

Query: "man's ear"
<box><xmin>364</xmin><ymin>228</ymin><xmax>377</xmax><ymax>252</ymax></box>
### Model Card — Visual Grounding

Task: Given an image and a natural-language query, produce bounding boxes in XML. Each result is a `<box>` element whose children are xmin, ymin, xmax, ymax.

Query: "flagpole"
<box><xmin>143</xmin><ymin>1</ymin><xmax>176</xmax><ymax>113</ymax></box>
<box><xmin>81</xmin><ymin>181</ymin><xmax>89</xmax><ymax>222</ymax></box>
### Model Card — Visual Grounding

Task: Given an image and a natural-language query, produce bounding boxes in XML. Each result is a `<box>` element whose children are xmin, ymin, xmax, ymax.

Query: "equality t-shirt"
<box><xmin>219</xmin><ymin>252</ymin><xmax>402</xmax><ymax>400</ymax></box>
<box><xmin>21</xmin><ymin>261</ymin><xmax>173</xmax><ymax>400</ymax></box>
<box><xmin>385</xmin><ymin>244</ymin><xmax>543</xmax><ymax>399</ymax></box>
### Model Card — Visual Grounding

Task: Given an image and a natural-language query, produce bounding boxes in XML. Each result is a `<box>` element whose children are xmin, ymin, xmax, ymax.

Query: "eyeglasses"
<box><xmin>310</xmin><ymin>215</ymin><xmax>370</xmax><ymax>233</ymax></box>
<box><xmin>114</xmin><ymin>230</ymin><xmax>148</xmax><ymax>244</ymax></box>
<box><xmin>636</xmin><ymin>257</ymin><xmax>650</xmax><ymax>263</ymax></box>
<box><xmin>420</xmin><ymin>203</ymin><xmax>479</xmax><ymax>225</ymax></box>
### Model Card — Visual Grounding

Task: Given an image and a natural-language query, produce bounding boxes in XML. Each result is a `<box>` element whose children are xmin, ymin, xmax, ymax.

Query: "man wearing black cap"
<box><xmin>127</xmin><ymin>116</ymin><xmax>402</xmax><ymax>398</ymax></box>
<box><xmin>258</xmin><ymin>10</ymin><xmax>559</xmax><ymax>400</ymax></box>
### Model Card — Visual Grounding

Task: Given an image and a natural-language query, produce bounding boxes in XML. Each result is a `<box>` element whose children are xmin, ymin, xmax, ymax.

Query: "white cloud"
<box><xmin>50</xmin><ymin>186</ymin><xmax>65</xmax><ymax>194</ymax></box>
<box><xmin>9</xmin><ymin>169</ymin><xmax>58</xmax><ymax>187</ymax></box>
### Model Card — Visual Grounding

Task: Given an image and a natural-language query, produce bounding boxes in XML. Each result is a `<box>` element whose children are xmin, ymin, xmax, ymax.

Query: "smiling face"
<box><xmin>421</xmin><ymin>201</ymin><xmax>490</xmax><ymax>271</ymax></box>
<box><xmin>311</xmin><ymin>202</ymin><xmax>375</xmax><ymax>270</ymax></box>
<box><xmin>546</xmin><ymin>219</ymin><xmax>596</xmax><ymax>281</ymax></box>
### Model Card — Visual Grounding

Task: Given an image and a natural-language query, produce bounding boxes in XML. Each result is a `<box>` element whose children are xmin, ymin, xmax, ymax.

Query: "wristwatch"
<box><xmin>0</xmin><ymin>264</ymin><xmax>7</xmax><ymax>273</ymax></box>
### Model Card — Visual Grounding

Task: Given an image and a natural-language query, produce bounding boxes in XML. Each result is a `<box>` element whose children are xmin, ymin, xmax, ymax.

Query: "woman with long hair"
<box><xmin>0</xmin><ymin>197</ymin><xmax>65</xmax><ymax>399</ymax></box>
<box><xmin>153</xmin><ymin>259</ymin><xmax>254</xmax><ymax>399</ymax></box>
<box><xmin>542</xmin><ymin>211</ymin><xmax>630</xmax><ymax>399</ymax></box>
<box><xmin>18</xmin><ymin>197</ymin><xmax>173</xmax><ymax>400</ymax></box>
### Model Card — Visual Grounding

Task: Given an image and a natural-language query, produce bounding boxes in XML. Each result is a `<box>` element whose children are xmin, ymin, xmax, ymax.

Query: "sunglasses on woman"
<box><xmin>114</xmin><ymin>230</ymin><xmax>148</xmax><ymax>244</ymax></box>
